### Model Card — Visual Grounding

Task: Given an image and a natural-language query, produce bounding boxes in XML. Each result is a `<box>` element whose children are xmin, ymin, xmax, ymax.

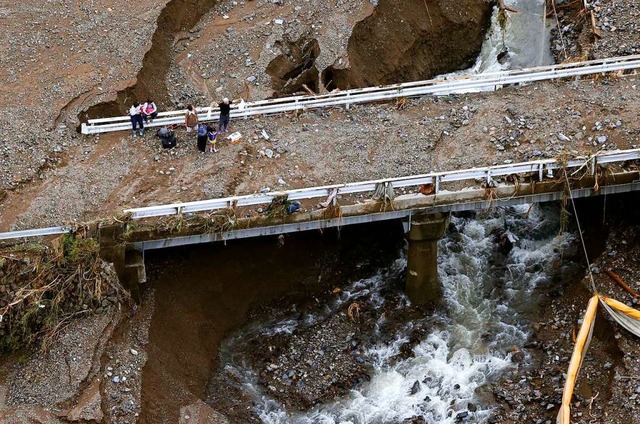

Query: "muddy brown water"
<box><xmin>139</xmin><ymin>221</ymin><xmax>405</xmax><ymax>423</ymax></box>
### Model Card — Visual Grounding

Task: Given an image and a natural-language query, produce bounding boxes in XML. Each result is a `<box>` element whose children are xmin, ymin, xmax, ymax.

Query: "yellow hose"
<box><xmin>557</xmin><ymin>295</ymin><xmax>599</xmax><ymax>424</ymax></box>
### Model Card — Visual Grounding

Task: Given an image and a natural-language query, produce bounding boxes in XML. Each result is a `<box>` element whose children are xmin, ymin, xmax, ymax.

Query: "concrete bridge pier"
<box><xmin>405</xmin><ymin>213</ymin><xmax>449</xmax><ymax>305</ymax></box>
<box><xmin>98</xmin><ymin>223</ymin><xmax>145</xmax><ymax>302</ymax></box>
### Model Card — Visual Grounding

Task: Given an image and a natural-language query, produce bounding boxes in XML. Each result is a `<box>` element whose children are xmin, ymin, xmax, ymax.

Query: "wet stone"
<box><xmin>456</xmin><ymin>411</ymin><xmax>469</xmax><ymax>420</ymax></box>
<box><xmin>410</xmin><ymin>380</ymin><xmax>420</xmax><ymax>395</ymax></box>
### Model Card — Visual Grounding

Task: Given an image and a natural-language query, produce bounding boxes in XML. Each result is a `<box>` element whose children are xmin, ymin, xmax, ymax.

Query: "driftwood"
<box><xmin>590</xmin><ymin>10</ymin><xmax>602</xmax><ymax>39</ymax></box>
<box><xmin>301</xmin><ymin>83</ymin><xmax>317</xmax><ymax>96</ymax></box>
<box><xmin>605</xmin><ymin>269</ymin><xmax>640</xmax><ymax>299</ymax></box>
<box><xmin>498</xmin><ymin>0</ymin><xmax>519</xmax><ymax>14</ymax></box>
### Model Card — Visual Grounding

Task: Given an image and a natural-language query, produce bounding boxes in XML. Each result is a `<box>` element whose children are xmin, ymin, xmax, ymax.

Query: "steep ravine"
<box><xmin>81</xmin><ymin>0</ymin><xmax>221</xmax><ymax>121</ymax></box>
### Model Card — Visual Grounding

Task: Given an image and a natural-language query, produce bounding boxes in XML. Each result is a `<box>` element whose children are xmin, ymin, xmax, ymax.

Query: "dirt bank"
<box><xmin>325</xmin><ymin>0</ymin><xmax>493</xmax><ymax>89</ymax></box>
<box><xmin>0</xmin><ymin>282</ymin><xmax>152</xmax><ymax>424</ymax></box>
<box><xmin>492</xmin><ymin>193</ymin><xmax>640</xmax><ymax>424</ymax></box>
<box><xmin>84</xmin><ymin>0</ymin><xmax>223</xmax><ymax>120</ymax></box>
<box><xmin>2</xmin><ymin>0</ymin><xmax>640</xmax><ymax>235</ymax></box>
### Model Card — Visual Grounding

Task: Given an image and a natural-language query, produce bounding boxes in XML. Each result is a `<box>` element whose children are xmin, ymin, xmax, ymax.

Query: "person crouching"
<box><xmin>142</xmin><ymin>99</ymin><xmax>158</xmax><ymax>123</ymax></box>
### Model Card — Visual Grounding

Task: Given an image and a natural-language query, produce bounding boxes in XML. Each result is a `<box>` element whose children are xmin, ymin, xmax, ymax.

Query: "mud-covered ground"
<box><xmin>1</xmin><ymin>0</ymin><xmax>640</xmax><ymax>423</ymax></box>
<box><xmin>0</xmin><ymin>290</ymin><xmax>153</xmax><ymax>424</ymax></box>
<box><xmin>2</xmin><ymin>0</ymin><xmax>640</xmax><ymax>234</ymax></box>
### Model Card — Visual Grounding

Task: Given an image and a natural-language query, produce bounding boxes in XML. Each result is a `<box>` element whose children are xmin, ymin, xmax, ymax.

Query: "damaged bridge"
<box><xmin>2</xmin><ymin>149</ymin><xmax>640</xmax><ymax>303</ymax></box>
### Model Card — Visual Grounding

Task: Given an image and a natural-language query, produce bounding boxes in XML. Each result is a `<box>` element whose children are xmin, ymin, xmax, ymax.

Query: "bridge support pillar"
<box><xmin>405</xmin><ymin>213</ymin><xmax>449</xmax><ymax>305</ymax></box>
<box><xmin>98</xmin><ymin>223</ymin><xmax>144</xmax><ymax>302</ymax></box>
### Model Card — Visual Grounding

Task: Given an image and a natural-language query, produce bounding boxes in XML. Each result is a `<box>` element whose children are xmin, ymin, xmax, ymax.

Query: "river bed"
<box><xmin>139</xmin><ymin>203</ymin><xmax>583</xmax><ymax>423</ymax></box>
<box><xmin>202</xmin><ymin>204</ymin><xmax>580</xmax><ymax>423</ymax></box>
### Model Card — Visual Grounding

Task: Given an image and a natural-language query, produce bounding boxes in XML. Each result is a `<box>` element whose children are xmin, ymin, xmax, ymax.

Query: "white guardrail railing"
<box><xmin>1</xmin><ymin>148</ymin><xmax>639</xmax><ymax>241</ymax></box>
<box><xmin>121</xmin><ymin>148</ymin><xmax>640</xmax><ymax>219</ymax></box>
<box><xmin>81</xmin><ymin>55</ymin><xmax>640</xmax><ymax>135</ymax></box>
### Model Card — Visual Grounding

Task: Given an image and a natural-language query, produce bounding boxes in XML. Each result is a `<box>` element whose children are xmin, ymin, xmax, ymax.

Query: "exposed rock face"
<box><xmin>323</xmin><ymin>0</ymin><xmax>494</xmax><ymax>90</ymax></box>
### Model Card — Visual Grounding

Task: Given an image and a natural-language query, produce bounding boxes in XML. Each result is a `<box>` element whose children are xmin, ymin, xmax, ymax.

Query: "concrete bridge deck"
<box><xmin>1</xmin><ymin>148</ymin><xmax>639</xmax><ymax>248</ymax></box>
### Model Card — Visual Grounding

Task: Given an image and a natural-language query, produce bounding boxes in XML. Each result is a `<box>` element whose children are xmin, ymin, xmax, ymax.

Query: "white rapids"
<box><xmin>221</xmin><ymin>205</ymin><xmax>575</xmax><ymax>423</ymax></box>
<box><xmin>448</xmin><ymin>0</ymin><xmax>554</xmax><ymax>78</ymax></box>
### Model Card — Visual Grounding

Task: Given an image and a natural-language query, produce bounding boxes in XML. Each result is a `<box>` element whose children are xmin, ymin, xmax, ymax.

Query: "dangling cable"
<box><xmin>563</xmin><ymin>168</ymin><xmax>598</xmax><ymax>293</ymax></box>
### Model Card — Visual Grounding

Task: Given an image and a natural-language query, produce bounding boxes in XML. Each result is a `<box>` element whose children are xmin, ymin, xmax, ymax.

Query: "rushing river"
<box><xmin>211</xmin><ymin>204</ymin><xmax>578</xmax><ymax>423</ymax></box>
<box><xmin>139</xmin><ymin>2</ymin><xmax>560</xmax><ymax>422</ymax></box>
<box><xmin>456</xmin><ymin>0</ymin><xmax>553</xmax><ymax>75</ymax></box>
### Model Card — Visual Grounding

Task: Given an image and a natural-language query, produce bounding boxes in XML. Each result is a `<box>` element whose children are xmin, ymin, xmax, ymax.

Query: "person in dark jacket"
<box><xmin>196</xmin><ymin>123</ymin><xmax>214</xmax><ymax>153</ymax></box>
<box><xmin>156</xmin><ymin>127</ymin><xmax>176</xmax><ymax>148</ymax></box>
<box><xmin>215</xmin><ymin>98</ymin><xmax>232</xmax><ymax>132</ymax></box>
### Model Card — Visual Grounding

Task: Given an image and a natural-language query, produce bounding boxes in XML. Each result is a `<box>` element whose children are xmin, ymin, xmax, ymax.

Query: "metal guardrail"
<box><xmin>1</xmin><ymin>148</ymin><xmax>639</xmax><ymax>241</ymax></box>
<box><xmin>122</xmin><ymin>148</ymin><xmax>640</xmax><ymax>219</ymax></box>
<box><xmin>0</xmin><ymin>226</ymin><xmax>72</xmax><ymax>241</ymax></box>
<box><xmin>131</xmin><ymin>180</ymin><xmax>640</xmax><ymax>251</ymax></box>
<box><xmin>80</xmin><ymin>55</ymin><xmax>640</xmax><ymax>135</ymax></box>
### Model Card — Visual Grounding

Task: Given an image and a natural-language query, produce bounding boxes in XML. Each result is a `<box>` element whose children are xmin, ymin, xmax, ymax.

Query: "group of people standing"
<box><xmin>129</xmin><ymin>100</ymin><xmax>158</xmax><ymax>138</ymax></box>
<box><xmin>184</xmin><ymin>98</ymin><xmax>235</xmax><ymax>153</ymax></box>
<box><xmin>129</xmin><ymin>97</ymin><xmax>237</xmax><ymax>153</ymax></box>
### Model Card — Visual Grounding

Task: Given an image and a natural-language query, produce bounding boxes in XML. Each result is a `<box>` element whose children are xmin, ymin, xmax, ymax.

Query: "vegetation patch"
<box><xmin>0</xmin><ymin>233</ymin><xmax>127</xmax><ymax>353</ymax></box>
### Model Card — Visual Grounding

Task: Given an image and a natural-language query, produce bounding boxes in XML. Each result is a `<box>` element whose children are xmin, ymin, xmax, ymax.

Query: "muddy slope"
<box><xmin>83</xmin><ymin>0</ymin><xmax>220</xmax><ymax>120</ymax></box>
<box><xmin>324</xmin><ymin>0</ymin><xmax>494</xmax><ymax>90</ymax></box>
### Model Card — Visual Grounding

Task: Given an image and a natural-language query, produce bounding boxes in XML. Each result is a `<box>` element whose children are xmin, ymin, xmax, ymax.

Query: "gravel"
<box><xmin>2</xmin><ymin>0</ymin><xmax>640</xmax><ymax>422</ymax></box>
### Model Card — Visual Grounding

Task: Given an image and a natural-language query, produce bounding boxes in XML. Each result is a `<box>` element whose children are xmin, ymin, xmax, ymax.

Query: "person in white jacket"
<box><xmin>129</xmin><ymin>102</ymin><xmax>144</xmax><ymax>138</ymax></box>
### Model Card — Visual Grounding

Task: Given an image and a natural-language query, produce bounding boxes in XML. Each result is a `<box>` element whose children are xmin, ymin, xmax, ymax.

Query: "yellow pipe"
<box><xmin>558</xmin><ymin>295</ymin><xmax>599</xmax><ymax>424</ymax></box>
<box><xmin>599</xmin><ymin>295</ymin><xmax>640</xmax><ymax>319</ymax></box>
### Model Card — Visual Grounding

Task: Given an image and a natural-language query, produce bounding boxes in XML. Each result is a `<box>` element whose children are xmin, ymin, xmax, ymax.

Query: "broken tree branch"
<box><xmin>498</xmin><ymin>0</ymin><xmax>519</xmax><ymax>14</ymax></box>
<box><xmin>605</xmin><ymin>269</ymin><xmax>640</xmax><ymax>299</ymax></box>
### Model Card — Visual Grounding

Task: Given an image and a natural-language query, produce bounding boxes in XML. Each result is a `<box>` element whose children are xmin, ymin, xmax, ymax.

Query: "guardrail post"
<box><xmin>538</xmin><ymin>163</ymin><xmax>544</xmax><ymax>181</ymax></box>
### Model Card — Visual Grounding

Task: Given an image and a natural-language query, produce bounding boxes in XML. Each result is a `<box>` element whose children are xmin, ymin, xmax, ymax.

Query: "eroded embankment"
<box><xmin>323</xmin><ymin>0</ymin><xmax>494</xmax><ymax>90</ymax></box>
<box><xmin>82</xmin><ymin>0</ymin><xmax>220</xmax><ymax>120</ymax></box>
<box><xmin>139</xmin><ymin>222</ymin><xmax>405</xmax><ymax>423</ymax></box>
<box><xmin>82</xmin><ymin>0</ymin><xmax>495</xmax><ymax>116</ymax></box>
<box><xmin>491</xmin><ymin>193</ymin><xmax>640</xmax><ymax>423</ymax></box>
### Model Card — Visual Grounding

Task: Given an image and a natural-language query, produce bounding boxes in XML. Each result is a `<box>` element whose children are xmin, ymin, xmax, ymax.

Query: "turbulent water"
<box><xmin>214</xmin><ymin>205</ymin><xmax>576</xmax><ymax>423</ymax></box>
<box><xmin>449</xmin><ymin>0</ymin><xmax>553</xmax><ymax>77</ymax></box>
<box><xmin>203</xmin><ymin>4</ymin><xmax>561</xmax><ymax>422</ymax></box>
